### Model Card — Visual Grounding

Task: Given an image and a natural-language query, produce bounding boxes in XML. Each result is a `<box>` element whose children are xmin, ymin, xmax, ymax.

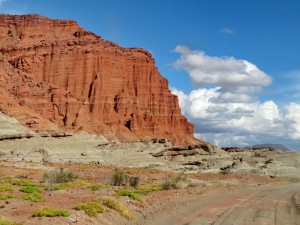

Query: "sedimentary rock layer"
<box><xmin>0</xmin><ymin>14</ymin><xmax>198</xmax><ymax>145</ymax></box>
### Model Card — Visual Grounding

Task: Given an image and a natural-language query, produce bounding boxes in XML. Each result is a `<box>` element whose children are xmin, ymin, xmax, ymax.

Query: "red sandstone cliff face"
<box><xmin>0</xmin><ymin>14</ymin><xmax>198</xmax><ymax>145</ymax></box>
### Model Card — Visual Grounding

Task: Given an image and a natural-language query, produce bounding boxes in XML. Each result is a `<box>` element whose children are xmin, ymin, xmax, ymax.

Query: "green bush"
<box><xmin>0</xmin><ymin>217</ymin><xmax>22</xmax><ymax>225</ymax></box>
<box><xmin>49</xmin><ymin>180</ymin><xmax>89</xmax><ymax>191</ymax></box>
<box><xmin>87</xmin><ymin>184</ymin><xmax>108</xmax><ymax>191</ymax></box>
<box><xmin>101</xmin><ymin>198</ymin><xmax>136</xmax><ymax>221</ymax></box>
<box><xmin>19</xmin><ymin>186</ymin><xmax>41</xmax><ymax>193</ymax></box>
<box><xmin>53</xmin><ymin>182</ymin><xmax>77</xmax><ymax>190</ymax></box>
<box><xmin>32</xmin><ymin>207</ymin><xmax>70</xmax><ymax>217</ymax></box>
<box><xmin>0</xmin><ymin>185</ymin><xmax>14</xmax><ymax>192</ymax></box>
<box><xmin>23</xmin><ymin>192</ymin><xmax>44</xmax><ymax>203</ymax></box>
<box><xmin>8</xmin><ymin>179</ymin><xmax>42</xmax><ymax>187</ymax></box>
<box><xmin>116</xmin><ymin>189</ymin><xmax>142</xmax><ymax>202</ymax></box>
<box><xmin>74</xmin><ymin>201</ymin><xmax>104</xmax><ymax>217</ymax></box>
<box><xmin>0</xmin><ymin>194</ymin><xmax>16</xmax><ymax>200</ymax></box>
<box><xmin>135</xmin><ymin>186</ymin><xmax>162</xmax><ymax>195</ymax></box>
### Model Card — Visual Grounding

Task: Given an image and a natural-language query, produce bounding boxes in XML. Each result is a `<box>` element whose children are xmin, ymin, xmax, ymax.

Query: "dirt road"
<box><xmin>143</xmin><ymin>183</ymin><xmax>300</xmax><ymax>225</ymax></box>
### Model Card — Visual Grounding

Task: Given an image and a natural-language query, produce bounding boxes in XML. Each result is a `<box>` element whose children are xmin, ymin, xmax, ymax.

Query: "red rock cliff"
<box><xmin>0</xmin><ymin>14</ymin><xmax>197</xmax><ymax>145</ymax></box>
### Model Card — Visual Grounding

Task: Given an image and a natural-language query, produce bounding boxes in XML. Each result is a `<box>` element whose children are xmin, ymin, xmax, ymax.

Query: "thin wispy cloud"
<box><xmin>0</xmin><ymin>0</ymin><xmax>27</xmax><ymax>15</ymax></box>
<box><xmin>0</xmin><ymin>0</ymin><xmax>6</xmax><ymax>7</ymax></box>
<box><xmin>220</xmin><ymin>28</ymin><xmax>234</xmax><ymax>34</ymax></box>
<box><xmin>273</xmin><ymin>70</ymin><xmax>300</xmax><ymax>102</ymax></box>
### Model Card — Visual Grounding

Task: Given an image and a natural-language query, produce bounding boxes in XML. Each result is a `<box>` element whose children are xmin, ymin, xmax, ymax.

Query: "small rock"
<box><xmin>66</xmin><ymin>217</ymin><xmax>78</xmax><ymax>223</ymax></box>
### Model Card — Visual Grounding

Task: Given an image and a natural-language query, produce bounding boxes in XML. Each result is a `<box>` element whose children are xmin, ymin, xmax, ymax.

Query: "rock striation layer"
<box><xmin>0</xmin><ymin>14</ymin><xmax>198</xmax><ymax>145</ymax></box>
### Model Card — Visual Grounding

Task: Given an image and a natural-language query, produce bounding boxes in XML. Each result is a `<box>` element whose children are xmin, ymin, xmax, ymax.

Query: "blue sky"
<box><xmin>1</xmin><ymin>0</ymin><xmax>300</xmax><ymax>149</ymax></box>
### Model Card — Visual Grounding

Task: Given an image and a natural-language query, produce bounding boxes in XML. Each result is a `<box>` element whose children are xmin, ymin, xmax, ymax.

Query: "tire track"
<box><xmin>145</xmin><ymin>183</ymin><xmax>300</xmax><ymax>225</ymax></box>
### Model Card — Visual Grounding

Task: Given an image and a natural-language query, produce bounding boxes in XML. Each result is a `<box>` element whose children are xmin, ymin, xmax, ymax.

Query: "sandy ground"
<box><xmin>0</xmin><ymin>161</ymin><xmax>297</xmax><ymax>225</ymax></box>
<box><xmin>140</xmin><ymin>183</ymin><xmax>300</xmax><ymax>225</ymax></box>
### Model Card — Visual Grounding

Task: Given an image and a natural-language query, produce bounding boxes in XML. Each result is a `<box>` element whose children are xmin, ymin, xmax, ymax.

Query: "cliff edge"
<box><xmin>0</xmin><ymin>14</ymin><xmax>198</xmax><ymax>145</ymax></box>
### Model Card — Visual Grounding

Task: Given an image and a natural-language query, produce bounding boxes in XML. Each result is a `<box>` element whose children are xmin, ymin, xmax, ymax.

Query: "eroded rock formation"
<box><xmin>0</xmin><ymin>14</ymin><xmax>198</xmax><ymax>145</ymax></box>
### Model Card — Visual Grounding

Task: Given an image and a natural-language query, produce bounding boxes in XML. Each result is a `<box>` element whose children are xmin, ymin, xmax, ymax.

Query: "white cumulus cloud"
<box><xmin>284</xmin><ymin>103</ymin><xmax>300</xmax><ymax>139</ymax></box>
<box><xmin>171</xmin><ymin>46</ymin><xmax>300</xmax><ymax>149</ymax></box>
<box><xmin>173</xmin><ymin>45</ymin><xmax>272</xmax><ymax>92</ymax></box>
<box><xmin>172</xmin><ymin>87</ymin><xmax>300</xmax><ymax>149</ymax></box>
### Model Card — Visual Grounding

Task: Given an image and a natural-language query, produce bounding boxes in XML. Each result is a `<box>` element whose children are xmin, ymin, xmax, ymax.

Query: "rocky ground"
<box><xmin>0</xmin><ymin>161</ymin><xmax>295</xmax><ymax>225</ymax></box>
<box><xmin>1</xmin><ymin>121</ymin><xmax>299</xmax><ymax>180</ymax></box>
<box><xmin>1</xmin><ymin>112</ymin><xmax>300</xmax><ymax>224</ymax></box>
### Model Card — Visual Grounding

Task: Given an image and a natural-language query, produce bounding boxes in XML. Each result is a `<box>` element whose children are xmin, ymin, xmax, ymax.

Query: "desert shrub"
<box><xmin>8</xmin><ymin>179</ymin><xmax>42</xmax><ymax>187</ymax></box>
<box><xmin>161</xmin><ymin>174</ymin><xmax>185</xmax><ymax>190</ymax></box>
<box><xmin>101</xmin><ymin>198</ymin><xmax>136</xmax><ymax>221</ymax></box>
<box><xmin>134</xmin><ymin>186</ymin><xmax>162</xmax><ymax>195</ymax></box>
<box><xmin>32</xmin><ymin>207</ymin><xmax>70</xmax><ymax>217</ymax></box>
<box><xmin>8</xmin><ymin>180</ymin><xmax>31</xmax><ymax>187</ymax></box>
<box><xmin>23</xmin><ymin>192</ymin><xmax>44</xmax><ymax>202</ymax></box>
<box><xmin>87</xmin><ymin>184</ymin><xmax>108</xmax><ymax>191</ymax></box>
<box><xmin>15</xmin><ymin>174</ymin><xmax>28</xmax><ymax>180</ymax></box>
<box><xmin>52</xmin><ymin>183</ymin><xmax>71</xmax><ymax>190</ymax></box>
<box><xmin>116</xmin><ymin>189</ymin><xmax>142</xmax><ymax>202</ymax></box>
<box><xmin>0</xmin><ymin>194</ymin><xmax>16</xmax><ymax>200</ymax></box>
<box><xmin>128</xmin><ymin>176</ymin><xmax>140</xmax><ymax>189</ymax></box>
<box><xmin>44</xmin><ymin>181</ymin><xmax>54</xmax><ymax>192</ymax></box>
<box><xmin>0</xmin><ymin>217</ymin><xmax>22</xmax><ymax>225</ymax></box>
<box><xmin>0</xmin><ymin>185</ymin><xmax>14</xmax><ymax>192</ymax></box>
<box><xmin>171</xmin><ymin>174</ymin><xmax>185</xmax><ymax>189</ymax></box>
<box><xmin>111</xmin><ymin>169</ymin><xmax>127</xmax><ymax>186</ymax></box>
<box><xmin>43</xmin><ymin>168</ymin><xmax>78</xmax><ymax>191</ymax></box>
<box><xmin>19</xmin><ymin>186</ymin><xmax>41</xmax><ymax>193</ymax></box>
<box><xmin>0</xmin><ymin>173</ymin><xmax>9</xmax><ymax>179</ymax></box>
<box><xmin>74</xmin><ymin>201</ymin><xmax>104</xmax><ymax>217</ymax></box>
<box><xmin>42</xmin><ymin>168</ymin><xmax>78</xmax><ymax>184</ymax></box>
<box><xmin>161</xmin><ymin>179</ymin><xmax>172</xmax><ymax>190</ymax></box>
<box><xmin>111</xmin><ymin>170</ymin><xmax>141</xmax><ymax>188</ymax></box>
<box><xmin>52</xmin><ymin>180</ymin><xmax>88</xmax><ymax>190</ymax></box>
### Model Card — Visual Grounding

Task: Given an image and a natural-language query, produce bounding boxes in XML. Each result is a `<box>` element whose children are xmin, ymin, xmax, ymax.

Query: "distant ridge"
<box><xmin>252</xmin><ymin>144</ymin><xmax>290</xmax><ymax>151</ymax></box>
